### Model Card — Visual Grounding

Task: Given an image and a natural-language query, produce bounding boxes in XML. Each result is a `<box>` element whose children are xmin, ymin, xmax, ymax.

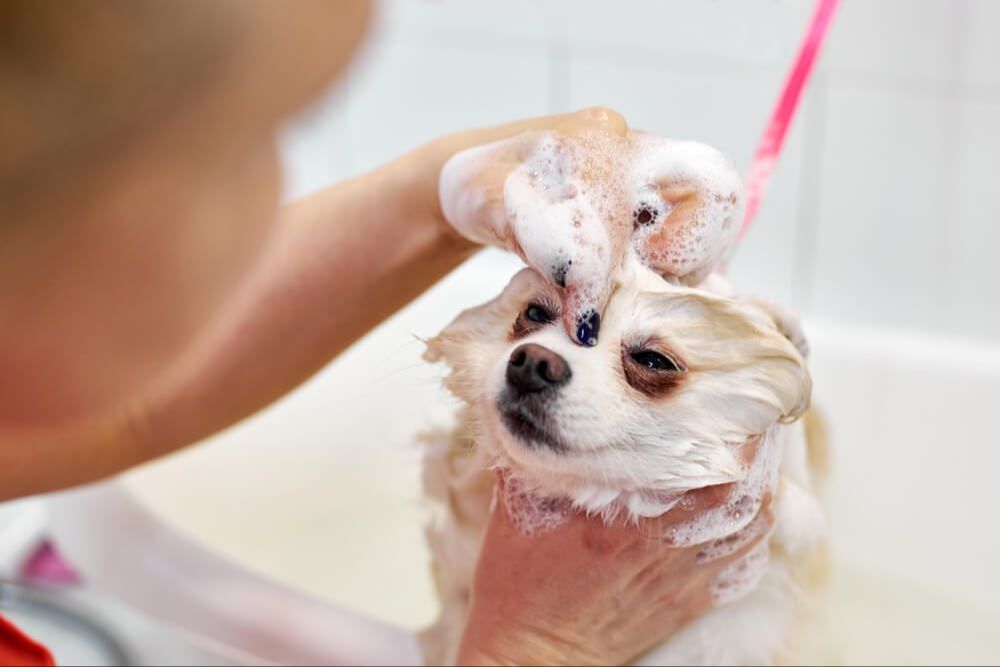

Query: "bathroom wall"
<box><xmin>281</xmin><ymin>0</ymin><xmax>1000</xmax><ymax>343</ymax></box>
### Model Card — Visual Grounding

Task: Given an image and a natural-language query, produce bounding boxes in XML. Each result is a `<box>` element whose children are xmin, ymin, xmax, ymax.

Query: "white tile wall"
<box><xmin>823</xmin><ymin>1</ymin><xmax>963</xmax><ymax>85</ymax></box>
<box><xmin>280</xmin><ymin>82</ymin><xmax>353</xmax><ymax>201</ymax></box>
<box><xmin>556</xmin><ymin>0</ymin><xmax>815</xmax><ymax>69</ymax></box>
<box><xmin>964</xmin><ymin>1</ymin><xmax>1000</xmax><ymax>89</ymax></box>
<box><xmin>345</xmin><ymin>34</ymin><xmax>550</xmax><ymax>175</ymax></box>
<box><xmin>807</xmin><ymin>84</ymin><xmax>946</xmax><ymax>329</ymax></box>
<box><xmin>948</xmin><ymin>101</ymin><xmax>1000</xmax><ymax>341</ymax></box>
<box><xmin>564</xmin><ymin>47</ymin><xmax>810</xmax><ymax>306</ymax></box>
<box><xmin>280</xmin><ymin>0</ymin><xmax>1000</xmax><ymax>343</ymax></box>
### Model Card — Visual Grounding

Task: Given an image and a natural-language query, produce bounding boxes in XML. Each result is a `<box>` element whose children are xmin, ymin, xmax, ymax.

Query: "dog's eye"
<box><xmin>623</xmin><ymin>344</ymin><xmax>686</xmax><ymax>395</ymax></box>
<box><xmin>512</xmin><ymin>301</ymin><xmax>558</xmax><ymax>339</ymax></box>
<box><xmin>525</xmin><ymin>303</ymin><xmax>554</xmax><ymax>324</ymax></box>
<box><xmin>630</xmin><ymin>350</ymin><xmax>682</xmax><ymax>372</ymax></box>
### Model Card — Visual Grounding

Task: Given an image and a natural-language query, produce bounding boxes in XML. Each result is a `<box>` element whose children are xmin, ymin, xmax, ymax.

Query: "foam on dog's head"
<box><xmin>628</xmin><ymin>135</ymin><xmax>743</xmax><ymax>283</ymax></box>
<box><xmin>439</xmin><ymin>131</ymin><xmax>744</xmax><ymax>310</ymax></box>
<box><xmin>503</xmin><ymin>133</ymin><xmax>626</xmax><ymax>312</ymax></box>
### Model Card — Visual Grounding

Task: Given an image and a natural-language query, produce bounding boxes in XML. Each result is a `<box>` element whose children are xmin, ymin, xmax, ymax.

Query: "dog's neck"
<box><xmin>467</xmin><ymin>405</ymin><xmax>785</xmax><ymax>525</ymax></box>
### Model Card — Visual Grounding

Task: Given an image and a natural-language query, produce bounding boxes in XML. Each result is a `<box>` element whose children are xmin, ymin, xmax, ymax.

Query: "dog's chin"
<box><xmin>495</xmin><ymin>393</ymin><xmax>566</xmax><ymax>455</ymax></box>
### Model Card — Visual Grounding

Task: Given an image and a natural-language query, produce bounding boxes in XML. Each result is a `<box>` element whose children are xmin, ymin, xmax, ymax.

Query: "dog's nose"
<box><xmin>506</xmin><ymin>343</ymin><xmax>572</xmax><ymax>394</ymax></box>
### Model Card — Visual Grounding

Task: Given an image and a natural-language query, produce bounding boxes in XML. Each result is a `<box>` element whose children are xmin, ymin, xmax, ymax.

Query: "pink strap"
<box><xmin>739</xmin><ymin>0</ymin><xmax>840</xmax><ymax>239</ymax></box>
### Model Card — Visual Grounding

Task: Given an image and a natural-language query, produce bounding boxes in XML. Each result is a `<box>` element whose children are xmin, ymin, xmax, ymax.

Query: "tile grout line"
<box><xmin>389</xmin><ymin>23</ymin><xmax>1000</xmax><ymax>106</ymax></box>
<box><xmin>545</xmin><ymin>13</ymin><xmax>571</xmax><ymax>114</ymax></box>
<box><xmin>791</xmin><ymin>69</ymin><xmax>829</xmax><ymax>317</ymax></box>
<box><xmin>934</xmin><ymin>1</ymin><xmax>968</xmax><ymax>335</ymax></box>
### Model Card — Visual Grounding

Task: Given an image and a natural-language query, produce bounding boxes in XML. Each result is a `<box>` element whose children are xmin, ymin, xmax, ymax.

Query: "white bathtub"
<box><xmin>45</xmin><ymin>251</ymin><xmax>1000</xmax><ymax>665</ymax></box>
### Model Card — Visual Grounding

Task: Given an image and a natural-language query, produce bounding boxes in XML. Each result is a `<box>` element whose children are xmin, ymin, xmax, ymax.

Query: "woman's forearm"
<box><xmin>0</xmin><ymin>111</ymin><xmax>593</xmax><ymax>498</ymax></box>
<box><xmin>123</xmin><ymin>115</ymin><xmax>590</xmax><ymax>469</ymax></box>
<box><xmin>0</xmin><ymin>150</ymin><xmax>475</xmax><ymax>498</ymax></box>
<box><xmin>134</xmin><ymin>151</ymin><xmax>476</xmax><ymax>456</ymax></box>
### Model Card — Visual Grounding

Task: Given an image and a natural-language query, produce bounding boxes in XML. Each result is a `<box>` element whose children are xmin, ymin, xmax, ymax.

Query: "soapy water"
<box><xmin>495</xmin><ymin>438</ymin><xmax>777</xmax><ymax>608</ymax></box>
<box><xmin>439</xmin><ymin>130</ymin><xmax>744</xmax><ymax>343</ymax></box>
<box><xmin>696</xmin><ymin>510</ymin><xmax>773</xmax><ymax>565</ymax></box>
<box><xmin>709</xmin><ymin>539</ymin><xmax>771</xmax><ymax>606</ymax></box>
<box><xmin>495</xmin><ymin>430</ymin><xmax>778</xmax><ymax>546</ymax></box>
<box><xmin>499</xmin><ymin>472</ymin><xmax>573</xmax><ymax>536</ymax></box>
<box><xmin>503</xmin><ymin>134</ymin><xmax>624</xmax><ymax>341</ymax></box>
<box><xmin>664</xmin><ymin>431</ymin><xmax>780</xmax><ymax>548</ymax></box>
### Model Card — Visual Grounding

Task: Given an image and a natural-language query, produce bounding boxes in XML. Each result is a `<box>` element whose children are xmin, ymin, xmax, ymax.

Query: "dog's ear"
<box><xmin>748</xmin><ymin>297</ymin><xmax>809</xmax><ymax>359</ymax></box>
<box><xmin>741</xmin><ymin>296</ymin><xmax>812</xmax><ymax>422</ymax></box>
<box><xmin>425</xmin><ymin>269</ymin><xmax>546</xmax><ymax>398</ymax></box>
<box><xmin>423</xmin><ymin>298</ymin><xmax>503</xmax><ymax>368</ymax></box>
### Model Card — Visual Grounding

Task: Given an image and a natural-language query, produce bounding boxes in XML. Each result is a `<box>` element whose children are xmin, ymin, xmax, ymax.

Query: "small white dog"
<box><xmin>420</xmin><ymin>259</ymin><xmax>827</xmax><ymax>665</ymax></box>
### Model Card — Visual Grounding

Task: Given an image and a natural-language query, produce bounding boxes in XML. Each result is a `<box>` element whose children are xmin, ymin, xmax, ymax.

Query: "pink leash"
<box><xmin>739</xmin><ymin>0</ymin><xmax>840</xmax><ymax>240</ymax></box>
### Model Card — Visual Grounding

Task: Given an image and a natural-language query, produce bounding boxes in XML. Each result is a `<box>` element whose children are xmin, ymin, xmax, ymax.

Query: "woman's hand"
<box><xmin>456</xmin><ymin>478</ymin><xmax>773</xmax><ymax>666</ymax></box>
<box><xmin>421</xmin><ymin>108</ymin><xmax>743</xmax><ymax>345</ymax></box>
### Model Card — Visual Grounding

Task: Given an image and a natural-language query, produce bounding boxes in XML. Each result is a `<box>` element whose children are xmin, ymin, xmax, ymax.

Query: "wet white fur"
<box><xmin>421</xmin><ymin>263</ymin><xmax>825</xmax><ymax>665</ymax></box>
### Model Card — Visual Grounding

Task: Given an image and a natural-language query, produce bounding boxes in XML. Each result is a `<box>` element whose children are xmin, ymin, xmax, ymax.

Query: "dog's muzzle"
<box><xmin>505</xmin><ymin>343</ymin><xmax>572</xmax><ymax>396</ymax></box>
<box><xmin>499</xmin><ymin>344</ymin><xmax>570</xmax><ymax>452</ymax></box>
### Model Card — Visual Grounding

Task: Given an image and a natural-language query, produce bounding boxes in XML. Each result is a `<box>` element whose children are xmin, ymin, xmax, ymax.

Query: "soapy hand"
<box><xmin>457</xmin><ymin>471</ymin><xmax>774</xmax><ymax>666</ymax></box>
<box><xmin>435</xmin><ymin>108</ymin><xmax>744</xmax><ymax>345</ymax></box>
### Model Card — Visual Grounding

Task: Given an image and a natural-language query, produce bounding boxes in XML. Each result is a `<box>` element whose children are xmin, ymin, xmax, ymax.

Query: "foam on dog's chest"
<box><xmin>500</xmin><ymin>474</ymin><xmax>573</xmax><ymax>536</ymax></box>
<box><xmin>665</xmin><ymin>431</ymin><xmax>782</xmax><ymax>548</ymax></box>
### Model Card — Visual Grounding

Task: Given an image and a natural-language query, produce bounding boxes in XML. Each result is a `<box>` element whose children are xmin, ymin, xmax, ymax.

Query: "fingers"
<box><xmin>559</xmin><ymin>106</ymin><xmax>629</xmax><ymax>138</ymax></box>
<box><xmin>492</xmin><ymin>469</ymin><xmax>575</xmax><ymax>538</ymax></box>
<box><xmin>734</xmin><ymin>433</ymin><xmax>762</xmax><ymax>467</ymax></box>
<box><xmin>628</xmin><ymin>138</ymin><xmax>743</xmax><ymax>285</ymax></box>
<box><xmin>634</xmin><ymin>434</ymin><xmax>767</xmax><ymax>544</ymax></box>
<box><xmin>557</xmin><ymin>206</ymin><xmax>629</xmax><ymax>346</ymax></box>
<box><xmin>459</xmin><ymin>106</ymin><xmax>628</xmax><ymax>149</ymax></box>
<box><xmin>632</xmin><ymin>182</ymin><xmax>706</xmax><ymax>282</ymax></box>
<box><xmin>695</xmin><ymin>506</ymin><xmax>774</xmax><ymax>565</ymax></box>
<box><xmin>561</xmin><ymin>281</ymin><xmax>606</xmax><ymax>346</ymax></box>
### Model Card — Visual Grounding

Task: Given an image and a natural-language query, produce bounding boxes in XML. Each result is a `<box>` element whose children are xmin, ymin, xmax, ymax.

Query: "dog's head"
<box><xmin>426</xmin><ymin>264</ymin><xmax>810</xmax><ymax>514</ymax></box>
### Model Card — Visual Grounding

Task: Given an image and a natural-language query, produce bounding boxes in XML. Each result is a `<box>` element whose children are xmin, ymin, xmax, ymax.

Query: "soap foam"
<box><xmin>628</xmin><ymin>135</ymin><xmax>744</xmax><ymax>282</ymax></box>
<box><xmin>664</xmin><ymin>430</ymin><xmax>782</xmax><ymax>548</ymax></box>
<box><xmin>709</xmin><ymin>539</ymin><xmax>771</xmax><ymax>606</ymax></box>
<box><xmin>696</xmin><ymin>510</ymin><xmax>773</xmax><ymax>565</ymax></box>
<box><xmin>500</xmin><ymin>471</ymin><xmax>573</xmax><ymax>536</ymax></box>
<box><xmin>438</xmin><ymin>130</ymin><xmax>744</xmax><ymax>319</ymax></box>
<box><xmin>503</xmin><ymin>133</ymin><xmax>625</xmax><ymax>313</ymax></box>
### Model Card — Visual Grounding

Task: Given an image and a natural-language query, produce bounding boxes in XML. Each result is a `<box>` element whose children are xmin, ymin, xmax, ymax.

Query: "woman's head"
<box><xmin>0</xmin><ymin>0</ymin><xmax>372</xmax><ymax>426</ymax></box>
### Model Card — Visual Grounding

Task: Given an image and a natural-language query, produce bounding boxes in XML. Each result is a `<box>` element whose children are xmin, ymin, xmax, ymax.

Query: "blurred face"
<box><xmin>0</xmin><ymin>1</ymin><xmax>372</xmax><ymax>427</ymax></box>
<box><xmin>426</xmin><ymin>264</ymin><xmax>811</xmax><ymax>515</ymax></box>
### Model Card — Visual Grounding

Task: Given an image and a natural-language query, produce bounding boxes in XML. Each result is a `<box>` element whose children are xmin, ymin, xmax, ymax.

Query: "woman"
<box><xmin>0</xmin><ymin>2</ymin><xmax>767</xmax><ymax>664</ymax></box>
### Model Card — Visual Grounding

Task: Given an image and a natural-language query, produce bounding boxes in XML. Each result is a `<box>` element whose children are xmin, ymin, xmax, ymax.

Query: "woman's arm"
<box><xmin>0</xmin><ymin>146</ymin><xmax>474</xmax><ymax>499</ymax></box>
<box><xmin>0</xmin><ymin>109</ymin><xmax>635</xmax><ymax>498</ymax></box>
<box><xmin>133</xmin><ymin>149</ymin><xmax>479</xmax><ymax>460</ymax></box>
<box><xmin>0</xmin><ymin>112</ymin><xmax>586</xmax><ymax>498</ymax></box>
